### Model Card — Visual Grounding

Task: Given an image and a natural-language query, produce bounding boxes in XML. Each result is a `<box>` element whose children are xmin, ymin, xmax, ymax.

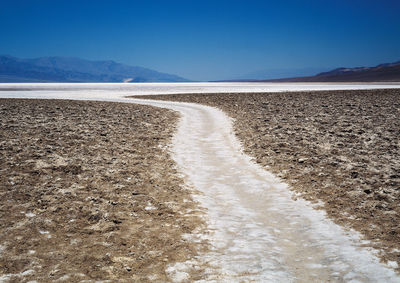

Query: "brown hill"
<box><xmin>264</xmin><ymin>61</ymin><xmax>400</xmax><ymax>82</ymax></box>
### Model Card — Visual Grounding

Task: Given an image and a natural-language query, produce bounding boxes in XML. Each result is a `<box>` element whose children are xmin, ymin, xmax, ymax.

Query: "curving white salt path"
<box><xmin>2</xmin><ymin>83</ymin><xmax>400</xmax><ymax>282</ymax></box>
<box><xmin>131</xmin><ymin>99</ymin><xmax>400</xmax><ymax>282</ymax></box>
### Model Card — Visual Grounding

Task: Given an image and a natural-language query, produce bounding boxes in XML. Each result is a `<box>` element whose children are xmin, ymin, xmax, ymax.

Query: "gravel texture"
<box><xmin>136</xmin><ymin>89</ymin><xmax>400</xmax><ymax>268</ymax></box>
<box><xmin>0</xmin><ymin>99</ymin><xmax>207</xmax><ymax>282</ymax></box>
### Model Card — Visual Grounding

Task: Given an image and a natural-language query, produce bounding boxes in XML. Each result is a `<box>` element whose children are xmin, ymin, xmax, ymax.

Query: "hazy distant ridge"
<box><xmin>0</xmin><ymin>55</ymin><xmax>189</xmax><ymax>83</ymax></box>
<box><xmin>263</xmin><ymin>61</ymin><xmax>400</xmax><ymax>82</ymax></box>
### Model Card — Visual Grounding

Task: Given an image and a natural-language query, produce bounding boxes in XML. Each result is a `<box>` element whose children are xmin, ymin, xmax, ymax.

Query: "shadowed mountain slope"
<box><xmin>0</xmin><ymin>55</ymin><xmax>189</xmax><ymax>83</ymax></box>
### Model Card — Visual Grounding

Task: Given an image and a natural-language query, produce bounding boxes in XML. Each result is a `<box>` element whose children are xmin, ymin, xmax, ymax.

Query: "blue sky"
<box><xmin>1</xmin><ymin>0</ymin><xmax>399</xmax><ymax>81</ymax></box>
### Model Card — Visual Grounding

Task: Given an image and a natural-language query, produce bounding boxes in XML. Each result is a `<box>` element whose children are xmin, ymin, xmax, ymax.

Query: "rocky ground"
<box><xmin>137</xmin><ymin>89</ymin><xmax>400</xmax><ymax>269</ymax></box>
<box><xmin>0</xmin><ymin>99</ymin><xmax>207</xmax><ymax>282</ymax></box>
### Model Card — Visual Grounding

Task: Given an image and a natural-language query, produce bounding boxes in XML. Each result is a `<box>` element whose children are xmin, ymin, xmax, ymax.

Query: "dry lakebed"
<box><xmin>0</xmin><ymin>86</ymin><xmax>399</xmax><ymax>281</ymax></box>
<box><xmin>0</xmin><ymin>99</ymin><xmax>207</xmax><ymax>282</ymax></box>
<box><xmin>138</xmin><ymin>88</ymin><xmax>400</xmax><ymax>271</ymax></box>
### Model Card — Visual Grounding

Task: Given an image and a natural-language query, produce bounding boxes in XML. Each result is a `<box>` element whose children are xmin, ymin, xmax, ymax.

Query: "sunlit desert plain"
<box><xmin>1</xmin><ymin>83</ymin><xmax>400</xmax><ymax>281</ymax></box>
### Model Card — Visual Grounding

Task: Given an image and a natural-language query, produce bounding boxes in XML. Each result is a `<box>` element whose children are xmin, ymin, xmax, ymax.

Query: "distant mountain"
<box><xmin>232</xmin><ymin>67</ymin><xmax>330</xmax><ymax>81</ymax></box>
<box><xmin>262</xmin><ymin>61</ymin><xmax>400</xmax><ymax>82</ymax></box>
<box><xmin>0</xmin><ymin>55</ymin><xmax>189</xmax><ymax>83</ymax></box>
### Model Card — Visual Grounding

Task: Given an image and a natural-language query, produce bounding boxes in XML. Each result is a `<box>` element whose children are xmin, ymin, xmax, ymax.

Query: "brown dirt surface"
<box><xmin>135</xmin><ymin>89</ymin><xmax>400</xmax><ymax>269</ymax></box>
<box><xmin>0</xmin><ymin>99</ymin><xmax>207</xmax><ymax>282</ymax></box>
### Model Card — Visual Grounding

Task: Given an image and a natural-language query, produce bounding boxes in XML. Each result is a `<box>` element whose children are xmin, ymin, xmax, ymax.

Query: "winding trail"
<box><xmin>131</xmin><ymin>99</ymin><xmax>399</xmax><ymax>282</ymax></box>
<box><xmin>2</xmin><ymin>84</ymin><xmax>400</xmax><ymax>282</ymax></box>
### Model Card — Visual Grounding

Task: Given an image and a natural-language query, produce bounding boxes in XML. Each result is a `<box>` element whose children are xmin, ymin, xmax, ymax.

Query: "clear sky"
<box><xmin>1</xmin><ymin>0</ymin><xmax>399</xmax><ymax>81</ymax></box>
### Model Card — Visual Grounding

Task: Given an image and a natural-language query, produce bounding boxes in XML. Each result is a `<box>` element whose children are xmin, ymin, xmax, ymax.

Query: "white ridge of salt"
<box><xmin>25</xmin><ymin>212</ymin><xmax>36</xmax><ymax>217</ymax></box>
<box><xmin>0</xmin><ymin>270</ymin><xmax>35</xmax><ymax>282</ymax></box>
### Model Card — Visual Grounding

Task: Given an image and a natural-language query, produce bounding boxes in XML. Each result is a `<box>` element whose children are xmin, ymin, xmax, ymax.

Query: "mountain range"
<box><xmin>233</xmin><ymin>67</ymin><xmax>330</xmax><ymax>81</ymax></box>
<box><xmin>263</xmin><ymin>61</ymin><xmax>400</xmax><ymax>82</ymax></box>
<box><xmin>2</xmin><ymin>55</ymin><xmax>400</xmax><ymax>83</ymax></box>
<box><xmin>0</xmin><ymin>55</ymin><xmax>189</xmax><ymax>83</ymax></box>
